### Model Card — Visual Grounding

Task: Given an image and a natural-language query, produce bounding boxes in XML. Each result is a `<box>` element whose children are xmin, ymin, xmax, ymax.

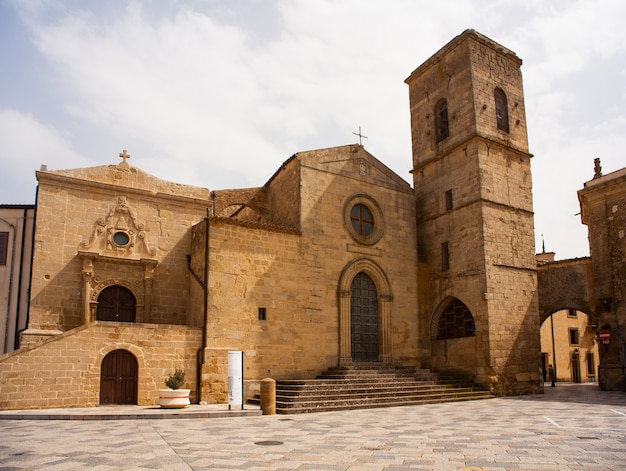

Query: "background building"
<box><xmin>0</xmin><ymin>205</ymin><xmax>35</xmax><ymax>354</ymax></box>
<box><xmin>540</xmin><ymin>308</ymin><xmax>599</xmax><ymax>383</ymax></box>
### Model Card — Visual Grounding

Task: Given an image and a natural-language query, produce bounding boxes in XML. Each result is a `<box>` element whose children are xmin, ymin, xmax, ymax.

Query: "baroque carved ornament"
<box><xmin>79</xmin><ymin>196</ymin><xmax>157</xmax><ymax>258</ymax></box>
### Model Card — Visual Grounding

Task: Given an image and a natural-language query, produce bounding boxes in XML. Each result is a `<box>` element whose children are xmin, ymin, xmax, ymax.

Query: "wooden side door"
<box><xmin>100</xmin><ymin>350</ymin><xmax>138</xmax><ymax>404</ymax></box>
<box><xmin>97</xmin><ymin>286</ymin><xmax>136</xmax><ymax>322</ymax></box>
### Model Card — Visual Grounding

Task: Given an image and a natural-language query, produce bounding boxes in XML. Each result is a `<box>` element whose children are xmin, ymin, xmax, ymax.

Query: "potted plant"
<box><xmin>157</xmin><ymin>367</ymin><xmax>191</xmax><ymax>409</ymax></box>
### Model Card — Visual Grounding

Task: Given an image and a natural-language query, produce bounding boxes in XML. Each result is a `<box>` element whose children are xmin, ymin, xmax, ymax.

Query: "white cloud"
<box><xmin>1</xmin><ymin>0</ymin><xmax>625</xmax><ymax>259</ymax></box>
<box><xmin>0</xmin><ymin>109</ymin><xmax>91</xmax><ymax>202</ymax></box>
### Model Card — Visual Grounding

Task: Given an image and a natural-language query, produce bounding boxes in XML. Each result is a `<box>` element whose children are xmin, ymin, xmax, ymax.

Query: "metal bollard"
<box><xmin>260</xmin><ymin>378</ymin><xmax>276</xmax><ymax>415</ymax></box>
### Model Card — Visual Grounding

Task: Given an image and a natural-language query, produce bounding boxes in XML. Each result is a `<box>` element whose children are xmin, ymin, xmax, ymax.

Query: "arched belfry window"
<box><xmin>434</xmin><ymin>98</ymin><xmax>449</xmax><ymax>142</ymax></box>
<box><xmin>494</xmin><ymin>87</ymin><xmax>509</xmax><ymax>133</ymax></box>
<box><xmin>431</xmin><ymin>298</ymin><xmax>475</xmax><ymax>340</ymax></box>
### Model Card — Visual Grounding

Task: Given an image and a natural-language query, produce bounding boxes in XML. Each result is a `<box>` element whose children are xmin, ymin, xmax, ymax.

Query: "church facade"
<box><xmin>0</xmin><ymin>30</ymin><xmax>543</xmax><ymax>410</ymax></box>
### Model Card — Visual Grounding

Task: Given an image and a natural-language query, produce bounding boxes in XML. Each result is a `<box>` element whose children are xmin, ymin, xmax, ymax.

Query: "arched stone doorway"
<box><xmin>338</xmin><ymin>258</ymin><xmax>392</xmax><ymax>365</ymax></box>
<box><xmin>351</xmin><ymin>272</ymin><xmax>379</xmax><ymax>362</ymax></box>
<box><xmin>430</xmin><ymin>297</ymin><xmax>476</xmax><ymax>340</ymax></box>
<box><xmin>100</xmin><ymin>349</ymin><xmax>138</xmax><ymax>405</ymax></box>
<box><xmin>96</xmin><ymin>285</ymin><xmax>136</xmax><ymax>322</ymax></box>
<box><xmin>429</xmin><ymin>297</ymin><xmax>477</xmax><ymax>376</ymax></box>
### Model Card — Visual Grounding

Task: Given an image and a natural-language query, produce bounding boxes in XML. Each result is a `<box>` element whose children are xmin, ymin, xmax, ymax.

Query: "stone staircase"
<box><xmin>249</xmin><ymin>364</ymin><xmax>493</xmax><ymax>414</ymax></box>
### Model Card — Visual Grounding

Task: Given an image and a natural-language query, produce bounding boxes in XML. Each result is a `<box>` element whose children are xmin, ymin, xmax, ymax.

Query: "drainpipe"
<box><xmin>195</xmin><ymin>204</ymin><xmax>211</xmax><ymax>403</ymax></box>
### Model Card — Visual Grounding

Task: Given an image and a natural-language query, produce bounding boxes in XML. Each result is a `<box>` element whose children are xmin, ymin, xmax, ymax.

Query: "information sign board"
<box><xmin>228</xmin><ymin>350</ymin><xmax>243</xmax><ymax>409</ymax></box>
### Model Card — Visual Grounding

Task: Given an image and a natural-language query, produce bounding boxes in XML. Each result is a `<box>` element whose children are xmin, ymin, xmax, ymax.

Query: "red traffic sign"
<box><xmin>599</xmin><ymin>329</ymin><xmax>611</xmax><ymax>344</ymax></box>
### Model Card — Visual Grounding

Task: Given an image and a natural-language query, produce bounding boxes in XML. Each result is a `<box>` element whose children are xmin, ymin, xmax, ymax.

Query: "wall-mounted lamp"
<box><xmin>601</xmin><ymin>298</ymin><xmax>612</xmax><ymax>312</ymax></box>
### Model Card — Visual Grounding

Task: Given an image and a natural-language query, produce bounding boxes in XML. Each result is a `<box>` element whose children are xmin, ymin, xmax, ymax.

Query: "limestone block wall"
<box><xmin>191</xmin><ymin>147</ymin><xmax>420</xmax><ymax>403</ymax></box>
<box><xmin>27</xmin><ymin>166</ymin><xmax>209</xmax><ymax>337</ymax></box>
<box><xmin>414</xmin><ymin>144</ymin><xmax>488</xmax><ymax>366</ymax></box>
<box><xmin>406</xmin><ymin>31</ymin><xmax>528</xmax><ymax>170</ymax></box>
<box><xmin>467</xmin><ymin>36</ymin><xmax>528</xmax><ymax>154</ymax></box>
<box><xmin>406</xmin><ymin>34</ymin><xmax>475</xmax><ymax>167</ymax></box>
<box><xmin>190</xmin><ymin>220</ymin><xmax>308</xmax><ymax>402</ymax></box>
<box><xmin>430</xmin><ymin>337</ymin><xmax>477</xmax><ymax>376</ymax></box>
<box><xmin>421</xmin><ymin>272</ymin><xmax>490</xmax><ymax>379</ymax></box>
<box><xmin>414</xmin><ymin>141</ymin><xmax>482</xmax><ymax>224</ymax></box>
<box><xmin>204</xmin><ymin>221</ymin><xmax>312</xmax><ymax>378</ymax></box>
<box><xmin>478</xmin><ymin>145</ymin><xmax>533</xmax><ymax>215</ymax></box>
<box><xmin>537</xmin><ymin>258</ymin><xmax>594</xmax><ymax>323</ymax></box>
<box><xmin>264</xmin><ymin>156</ymin><xmax>301</xmax><ymax>229</ymax></box>
<box><xmin>211</xmin><ymin>157</ymin><xmax>300</xmax><ymax>229</ymax></box>
<box><xmin>408</xmin><ymin>30</ymin><xmax>539</xmax><ymax>395</ymax></box>
<box><xmin>0</xmin><ymin>322</ymin><xmax>201</xmax><ymax>410</ymax></box>
<box><xmin>483</xmin><ymin>267</ymin><xmax>540</xmax><ymax>394</ymax></box>
<box><xmin>297</xmin><ymin>148</ymin><xmax>419</xmax><ymax>366</ymax></box>
<box><xmin>213</xmin><ymin>187</ymin><xmax>268</xmax><ymax>223</ymax></box>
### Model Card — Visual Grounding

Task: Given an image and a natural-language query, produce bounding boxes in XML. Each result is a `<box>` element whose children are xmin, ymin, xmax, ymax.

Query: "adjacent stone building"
<box><xmin>578</xmin><ymin>160</ymin><xmax>626</xmax><ymax>390</ymax></box>
<box><xmin>535</xmin><ymin>160</ymin><xmax>626</xmax><ymax>392</ymax></box>
<box><xmin>0</xmin><ymin>30</ymin><xmax>544</xmax><ymax>410</ymax></box>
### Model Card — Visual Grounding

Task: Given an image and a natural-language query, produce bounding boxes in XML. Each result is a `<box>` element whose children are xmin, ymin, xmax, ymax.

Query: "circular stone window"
<box><xmin>350</xmin><ymin>204</ymin><xmax>374</xmax><ymax>237</ymax></box>
<box><xmin>112</xmin><ymin>231</ymin><xmax>130</xmax><ymax>247</ymax></box>
<box><xmin>343</xmin><ymin>194</ymin><xmax>384</xmax><ymax>245</ymax></box>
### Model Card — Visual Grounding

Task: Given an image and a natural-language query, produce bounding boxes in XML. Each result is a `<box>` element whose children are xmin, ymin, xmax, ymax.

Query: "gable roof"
<box><xmin>36</xmin><ymin>162</ymin><xmax>210</xmax><ymax>200</ymax></box>
<box><xmin>298</xmin><ymin>144</ymin><xmax>413</xmax><ymax>193</ymax></box>
<box><xmin>265</xmin><ymin>144</ymin><xmax>412</xmax><ymax>194</ymax></box>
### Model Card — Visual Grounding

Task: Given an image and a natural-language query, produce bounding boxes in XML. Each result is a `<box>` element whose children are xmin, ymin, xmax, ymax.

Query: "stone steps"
<box><xmin>249</xmin><ymin>365</ymin><xmax>493</xmax><ymax>414</ymax></box>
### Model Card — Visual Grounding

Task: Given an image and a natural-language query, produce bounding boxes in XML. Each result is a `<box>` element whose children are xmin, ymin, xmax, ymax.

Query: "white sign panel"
<box><xmin>228</xmin><ymin>350</ymin><xmax>243</xmax><ymax>408</ymax></box>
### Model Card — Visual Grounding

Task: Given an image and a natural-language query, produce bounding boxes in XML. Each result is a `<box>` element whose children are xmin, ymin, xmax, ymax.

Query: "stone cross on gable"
<box><xmin>119</xmin><ymin>149</ymin><xmax>131</xmax><ymax>164</ymax></box>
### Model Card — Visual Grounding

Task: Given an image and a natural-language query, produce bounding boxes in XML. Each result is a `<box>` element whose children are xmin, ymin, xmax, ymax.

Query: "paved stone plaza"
<box><xmin>1</xmin><ymin>383</ymin><xmax>625</xmax><ymax>470</ymax></box>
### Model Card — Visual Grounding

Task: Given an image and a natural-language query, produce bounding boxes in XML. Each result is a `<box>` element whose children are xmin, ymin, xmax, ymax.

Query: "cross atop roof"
<box><xmin>352</xmin><ymin>126</ymin><xmax>368</xmax><ymax>146</ymax></box>
<box><xmin>119</xmin><ymin>149</ymin><xmax>131</xmax><ymax>165</ymax></box>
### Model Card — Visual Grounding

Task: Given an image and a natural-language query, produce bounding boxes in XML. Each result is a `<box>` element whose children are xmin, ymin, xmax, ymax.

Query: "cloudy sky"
<box><xmin>1</xmin><ymin>0</ymin><xmax>625</xmax><ymax>260</ymax></box>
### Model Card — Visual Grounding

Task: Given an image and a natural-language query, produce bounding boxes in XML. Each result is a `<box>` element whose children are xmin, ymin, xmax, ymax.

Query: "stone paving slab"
<box><xmin>0</xmin><ymin>383</ymin><xmax>625</xmax><ymax>470</ymax></box>
<box><xmin>0</xmin><ymin>403</ymin><xmax>262</xmax><ymax>420</ymax></box>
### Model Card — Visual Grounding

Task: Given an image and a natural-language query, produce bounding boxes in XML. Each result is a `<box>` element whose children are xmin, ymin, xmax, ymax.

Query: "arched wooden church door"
<box><xmin>351</xmin><ymin>272</ymin><xmax>379</xmax><ymax>362</ymax></box>
<box><xmin>100</xmin><ymin>349</ymin><xmax>138</xmax><ymax>405</ymax></box>
<box><xmin>97</xmin><ymin>286</ymin><xmax>136</xmax><ymax>322</ymax></box>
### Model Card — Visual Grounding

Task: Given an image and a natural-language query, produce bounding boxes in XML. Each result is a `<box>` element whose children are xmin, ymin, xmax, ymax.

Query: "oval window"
<box><xmin>113</xmin><ymin>231</ymin><xmax>130</xmax><ymax>246</ymax></box>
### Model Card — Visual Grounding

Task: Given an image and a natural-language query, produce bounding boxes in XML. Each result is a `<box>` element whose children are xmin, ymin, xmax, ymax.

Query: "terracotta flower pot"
<box><xmin>157</xmin><ymin>388</ymin><xmax>190</xmax><ymax>408</ymax></box>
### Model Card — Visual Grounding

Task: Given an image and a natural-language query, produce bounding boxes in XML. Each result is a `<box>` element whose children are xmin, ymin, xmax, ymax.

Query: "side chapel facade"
<box><xmin>0</xmin><ymin>30</ymin><xmax>542</xmax><ymax>410</ymax></box>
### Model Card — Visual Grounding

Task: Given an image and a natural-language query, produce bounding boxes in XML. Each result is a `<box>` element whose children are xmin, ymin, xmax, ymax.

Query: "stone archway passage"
<box><xmin>100</xmin><ymin>349</ymin><xmax>138</xmax><ymax>405</ymax></box>
<box><xmin>97</xmin><ymin>285</ymin><xmax>136</xmax><ymax>322</ymax></box>
<box><xmin>351</xmin><ymin>272</ymin><xmax>379</xmax><ymax>362</ymax></box>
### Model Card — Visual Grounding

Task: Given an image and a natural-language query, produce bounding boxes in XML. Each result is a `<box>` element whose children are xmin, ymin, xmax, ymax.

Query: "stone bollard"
<box><xmin>260</xmin><ymin>378</ymin><xmax>276</xmax><ymax>415</ymax></box>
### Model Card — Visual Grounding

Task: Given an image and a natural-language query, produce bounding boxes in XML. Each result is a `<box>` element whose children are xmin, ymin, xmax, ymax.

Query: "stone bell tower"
<box><xmin>405</xmin><ymin>30</ymin><xmax>541</xmax><ymax>395</ymax></box>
